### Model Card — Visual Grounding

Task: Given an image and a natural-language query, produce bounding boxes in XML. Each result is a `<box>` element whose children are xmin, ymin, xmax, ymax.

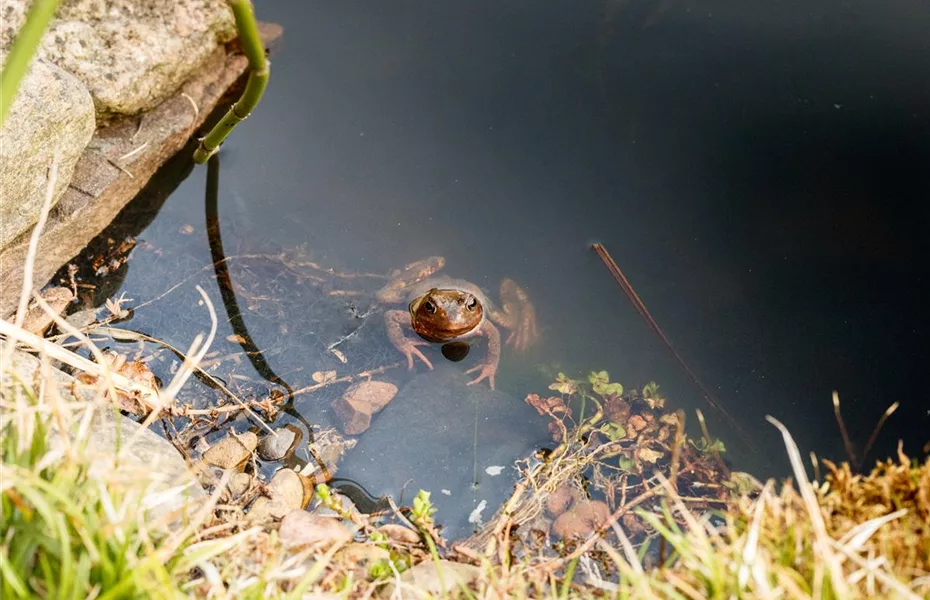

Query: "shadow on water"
<box><xmin>60</xmin><ymin>0</ymin><xmax>929</xmax><ymax>538</ymax></box>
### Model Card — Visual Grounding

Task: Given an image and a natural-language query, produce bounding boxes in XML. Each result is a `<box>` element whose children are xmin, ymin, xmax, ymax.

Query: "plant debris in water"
<box><xmin>8</xmin><ymin>245</ymin><xmax>925</xmax><ymax>597</ymax></box>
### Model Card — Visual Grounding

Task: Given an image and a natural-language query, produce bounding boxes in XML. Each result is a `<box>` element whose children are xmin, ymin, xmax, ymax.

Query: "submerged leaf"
<box><xmin>638</xmin><ymin>448</ymin><xmax>664</xmax><ymax>463</ymax></box>
<box><xmin>589</xmin><ymin>370</ymin><xmax>623</xmax><ymax>396</ymax></box>
<box><xmin>549</xmin><ymin>373</ymin><xmax>579</xmax><ymax>395</ymax></box>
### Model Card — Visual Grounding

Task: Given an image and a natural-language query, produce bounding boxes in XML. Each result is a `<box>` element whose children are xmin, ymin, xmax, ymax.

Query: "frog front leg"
<box><xmin>489</xmin><ymin>279</ymin><xmax>539</xmax><ymax>351</ymax></box>
<box><xmin>465</xmin><ymin>322</ymin><xmax>501</xmax><ymax>390</ymax></box>
<box><xmin>385</xmin><ymin>309</ymin><xmax>434</xmax><ymax>370</ymax></box>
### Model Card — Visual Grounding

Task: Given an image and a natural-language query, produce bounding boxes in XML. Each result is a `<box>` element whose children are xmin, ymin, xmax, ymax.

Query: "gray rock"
<box><xmin>2</xmin><ymin>0</ymin><xmax>237</xmax><ymax>117</ymax></box>
<box><xmin>0</xmin><ymin>25</ymin><xmax>283</xmax><ymax>318</ymax></box>
<box><xmin>0</xmin><ymin>57</ymin><xmax>95</xmax><ymax>248</ymax></box>
<box><xmin>257</xmin><ymin>424</ymin><xmax>302</xmax><ymax>461</ymax></box>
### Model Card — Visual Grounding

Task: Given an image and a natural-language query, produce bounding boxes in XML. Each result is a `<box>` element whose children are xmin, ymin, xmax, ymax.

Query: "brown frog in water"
<box><xmin>376</xmin><ymin>257</ymin><xmax>539</xmax><ymax>389</ymax></box>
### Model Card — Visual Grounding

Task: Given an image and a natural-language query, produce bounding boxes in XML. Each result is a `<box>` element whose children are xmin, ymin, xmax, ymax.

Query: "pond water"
<box><xmin>71</xmin><ymin>0</ymin><xmax>928</xmax><ymax>537</ymax></box>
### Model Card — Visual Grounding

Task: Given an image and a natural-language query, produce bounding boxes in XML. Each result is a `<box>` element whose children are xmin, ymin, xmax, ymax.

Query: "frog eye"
<box><xmin>422</xmin><ymin>300</ymin><xmax>437</xmax><ymax>314</ymax></box>
<box><xmin>465</xmin><ymin>296</ymin><xmax>478</xmax><ymax>312</ymax></box>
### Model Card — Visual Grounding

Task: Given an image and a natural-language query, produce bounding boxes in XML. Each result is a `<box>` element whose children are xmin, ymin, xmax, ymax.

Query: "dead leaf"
<box><xmin>330</xmin><ymin>348</ymin><xmax>348</xmax><ymax>363</ymax></box>
<box><xmin>312</xmin><ymin>370</ymin><xmax>337</xmax><ymax>384</ymax></box>
<box><xmin>638</xmin><ymin>447</ymin><xmax>664</xmax><ymax>463</ymax></box>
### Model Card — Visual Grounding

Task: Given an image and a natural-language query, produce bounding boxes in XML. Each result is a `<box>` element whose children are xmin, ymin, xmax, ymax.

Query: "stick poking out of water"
<box><xmin>591</xmin><ymin>243</ymin><xmax>758</xmax><ymax>453</ymax></box>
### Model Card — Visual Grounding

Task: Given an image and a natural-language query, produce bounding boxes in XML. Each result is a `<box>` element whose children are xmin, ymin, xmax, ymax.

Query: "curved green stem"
<box><xmin>0</xmin><ymin>0</ymin><xmax>58</xmax><ymax>127</ymax></box>
<box><xmin>193</xmin><ymin>0</ymin><xmax>269</xmax><ymax>163</ymax></box>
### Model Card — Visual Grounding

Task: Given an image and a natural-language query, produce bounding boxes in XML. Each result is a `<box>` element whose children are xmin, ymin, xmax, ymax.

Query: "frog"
<box><xmin>375</xmin><ymin>257</ymin><xmax>539</xmax><ymax>389</ymax></box>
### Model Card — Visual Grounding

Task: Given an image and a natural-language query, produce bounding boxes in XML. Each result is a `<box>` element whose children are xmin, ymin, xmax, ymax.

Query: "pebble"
<box><xmin>202</xmin><ymin>431</ymin><xmax>258</xmax><ymax>470</ymax></box>
<box><xmin>256</xmin><ymin>424</ymin><xmax>302</xmax><ymax>461</ymax></box>
<box><xmin>279</xmin><ymin>510</ymin><xmax>352</xmax><ymax>548</ymax></box>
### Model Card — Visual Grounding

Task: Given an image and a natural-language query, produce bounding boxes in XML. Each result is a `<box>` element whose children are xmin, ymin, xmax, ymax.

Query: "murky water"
<box><xmin>69</xmin><ymin>0</ymin><xmax>928</xmax><ymax>536</ymax></box>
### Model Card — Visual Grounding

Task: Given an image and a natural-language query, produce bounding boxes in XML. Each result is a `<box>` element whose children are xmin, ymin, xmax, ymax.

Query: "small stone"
<box><xmin>279</xmin><ymin>510</ymin><xmax>352</xmax><ymax>549</ymax></box>
<box><xmin>337</xmin><ymin>543</ymin><xmax>390</xmax><ymax>578</ymax></box>
<box><xmin>257</xmin><ymin>424</ymin><xmax>302</xmax><ymax>461</ymax></box>
<box><xmin>202</xmin><ymin>431</ymin><xmax>258</xmax><ymax>471</ymax></box>
<box><xmin>545</xmin><ymin>485</ymin><xmax>578</xmax><ymax>516</ymax></box>
<box><xmin>247</xmin><ymin>497</ymin><xmax>290</xmax><ymax>524</ymax></box>
<box><xmin>64</xmin><ymin>307</ymin><xmax>97</xmax><ymax>329</ymax></box>
<box><xmin>332</xmin><ymin>381</ymin><xmax>398</xmax><ymax>435</ymax></box>
<box><xmin>192</xmin><ymin>462</ymin><xmax>224</xmax><ymax>488</ymax></box>
<box><xmin>228</xmin><ymin>472</ymin><xmax>252</xmax><ymax>500</ymax></box>
<box><xmin>384</xmin><ymin>560</ymin><xmax>482</xmax><ymax>598</ymax></box>
<box><xmin>20</xmin><ymin>287</ymin><xmax>75</xmax><ymax>335</ymax></box>
<box><xmin>552</xmin><ymin>500</ymin><xmax>611</xmax><ymax>540</ymax></box>
<box><xmin>269</xmin><ymin>468</ymin><xmax>309</xmax><ymax>510</ymax></box>
<box><xmin>378</xmin><ymin>523</ymin><xmax>420</xmax><ymax>544</ymax></box>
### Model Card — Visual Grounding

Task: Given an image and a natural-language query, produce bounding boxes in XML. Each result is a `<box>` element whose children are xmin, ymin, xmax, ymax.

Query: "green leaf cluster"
<box><xmin>588</xmin><ymin>371</ymin><xmax>623</xmax><ymax>396</ymax></box>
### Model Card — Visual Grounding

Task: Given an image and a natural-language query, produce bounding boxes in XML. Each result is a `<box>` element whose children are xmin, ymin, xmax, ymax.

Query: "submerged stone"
<box><xmin>257</xmin><ymin>424</ymin><xmax>302</xmax><ymax>461</ymax></box>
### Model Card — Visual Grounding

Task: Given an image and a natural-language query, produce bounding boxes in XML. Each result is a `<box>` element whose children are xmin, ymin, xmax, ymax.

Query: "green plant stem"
<box><xmin>0</xmin><ymin>0</ymin><xmax>58</xmax><ymax>127</ymax></box>
<box><xmin>193</xmin><ymin>0</ymin><xmax>269</xmax><ymax>163</ymax></box>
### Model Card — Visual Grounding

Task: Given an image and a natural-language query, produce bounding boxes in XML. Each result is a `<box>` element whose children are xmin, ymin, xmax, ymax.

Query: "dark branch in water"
<box><xmin>591</xmin><ymin>242</ymin><xmax>758</xmax><ymax>453</ymax></box>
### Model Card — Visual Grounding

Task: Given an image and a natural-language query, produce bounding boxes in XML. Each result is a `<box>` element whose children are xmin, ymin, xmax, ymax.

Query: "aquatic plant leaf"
<box><xmin>642</xmin><ymin>382</ymin><xmax>665</xmax><ymax>408</ymax></box>
<box><xmin>549</xmin><ymin>373</ymin><xmax>579</xmax><ymax>395</ymax></box>
<box><xmin>601</xmin><ymin>422</ymin><xmax>627</xmax><ymax>441</ymax></box>
<box><xmin>639</xmin><ymin>448</ymin><xmax>664</xmax><ymax>463</ymax></box>
<box><xmin>617</xmin><ymin>456</ymin><xmax>635</xmax><ymax>472</ymax></box>
<box><xmin>589</xmin><ymin>370</ymin><xmax>623</xmax><ymax>396</ymax></box>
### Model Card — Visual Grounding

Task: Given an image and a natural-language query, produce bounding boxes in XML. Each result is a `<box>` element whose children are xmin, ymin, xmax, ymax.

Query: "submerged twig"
<box><xmin>290</xmin><ymin>362</ymin><xmax>403</xmax><ymax>398</ymax></box>
<box><xmin>96</xmin><ymin>326</ymin><xmax>275</xmax><ymax>435</ymax></box>
<box><xmin>591</xmin><ymin>242</ymin><xmax>758</xmax><ymax>453</ymax></box>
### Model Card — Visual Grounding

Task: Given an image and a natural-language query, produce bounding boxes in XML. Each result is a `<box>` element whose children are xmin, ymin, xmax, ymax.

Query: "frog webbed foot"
<box><xmin>497</xmin><ymin>279</ymin><xmax>540</xmax><ymax>351</ymax></box>
<box><xmin>465</xmin><ymin>361</ymin><xmax>497</xmax><ymax>390</ymax></box>
<box><xmin>385</xmin><ymin>309</ymin><xmax>434</xmax><ymax>370</ymax></box>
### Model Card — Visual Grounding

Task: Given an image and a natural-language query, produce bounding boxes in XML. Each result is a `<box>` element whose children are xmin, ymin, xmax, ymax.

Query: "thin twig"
<box><xmin>94</xmin><ymin>326</ymin><xmax>274</xmax><ymax>435</ymax></box>
<box><xmin>859</xmin><ymin>401</ymin><xmax>899</xmax><ymax>467</ymax></box>
<box><xmin>832</xmin><ymin>391</ymin><xmax>858</xmax><ymax>466</ymax></box>
<box><xmin>127</xmin><ymin>285</ymin><xmax>218</xmax><ymax>451</ymax></box>
<box><xmin>4</xmin><ymin>155</ymin><xmax>59</xmax><ymax>375</ymax></box>
<box><xmin>591</xmin><ymin>243</ymin><xmax>758</xmax><ymax>453</ymax></box>
<box><xmin>290</xmin><ymin>362</ymin><xmax>403</xmax><ymax>397</ymax></box>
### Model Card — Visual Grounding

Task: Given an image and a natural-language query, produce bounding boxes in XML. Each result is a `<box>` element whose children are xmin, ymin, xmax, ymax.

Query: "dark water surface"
<box><xmin>83</xmin><ymin>0</ymin><xmax>929</xmax><ymax>533</ymax></box>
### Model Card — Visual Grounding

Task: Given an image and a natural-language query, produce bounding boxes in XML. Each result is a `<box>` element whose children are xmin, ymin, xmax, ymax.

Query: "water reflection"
<box><xmin>66</xmin><ymin>0</ymin><xmax>929</xmax><ymax>535</ymax></box>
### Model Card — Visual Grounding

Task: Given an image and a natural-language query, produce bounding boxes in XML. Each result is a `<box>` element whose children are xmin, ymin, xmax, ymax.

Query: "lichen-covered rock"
<box><xmin>1</xmin><ymin>0</ymin><xmax>237</xmax><ymax>117</ymax></box>
<box><xmin>0</xmin><ymin>57</ymin><xmax>95</xmax><ymax>248</ymax></box>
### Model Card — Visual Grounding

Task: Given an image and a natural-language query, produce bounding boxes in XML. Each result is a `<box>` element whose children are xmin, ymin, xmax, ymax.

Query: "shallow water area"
<box><xmin>61</xmin><ymin>0</ymin><xmax>929</xmax><ymax>537</ymax></box>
